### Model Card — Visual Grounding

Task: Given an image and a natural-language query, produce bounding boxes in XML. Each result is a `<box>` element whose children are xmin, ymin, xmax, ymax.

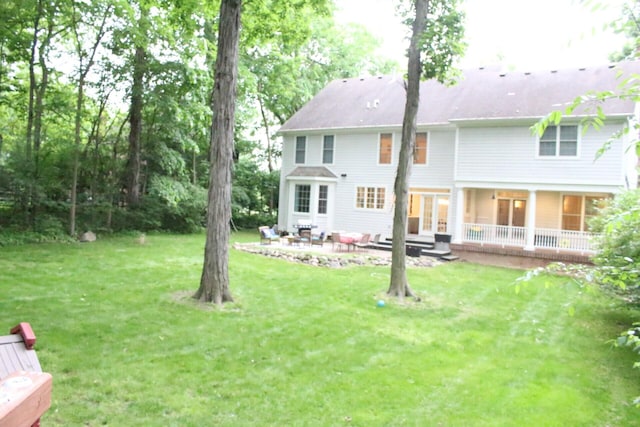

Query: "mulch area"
<box><xmin>452</xmin><ymin>250</ymin><xmax>557</xmax><ymax>270</ymax></box>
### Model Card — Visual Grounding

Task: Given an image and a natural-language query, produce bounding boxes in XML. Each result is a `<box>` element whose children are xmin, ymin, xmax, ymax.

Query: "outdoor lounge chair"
<box><xmin>259</xmin><ymin>226</ymin><xmax>280</xmax><ymax>245</ymax></box>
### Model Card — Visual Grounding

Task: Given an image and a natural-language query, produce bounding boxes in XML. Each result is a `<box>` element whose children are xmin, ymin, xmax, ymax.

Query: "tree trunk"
<box><xmin>126</xmin><ymin>44</ymin><xmax>145</xmax><ymax>206</ymax></box>
<box><xmin>194</xmin><ymin>0</ymin><xmax>242</xmax><ymax>304</ymax></box>
<box><xmin>257</xmin><ymin>82</ymin><xmax>274</xmax><ymax>172</ymax></box>
<box><xmin>387</xmin><ymin>0</ymin><xmax>428</xmax><ymax>301</ymax></box>
<box><xmin>23</xmin><ymin>0</ymin><xmax>43</xmax><ymax>226</ymax></box>
<box><xmin>29</xmin><ymin>8</ymin><xmax>54</xmax><ymax>230</ymax></box>
<box><xmin>70</xmin><ymin>4</ymin><xmax>111</xmax><ymax>236</ymax></box>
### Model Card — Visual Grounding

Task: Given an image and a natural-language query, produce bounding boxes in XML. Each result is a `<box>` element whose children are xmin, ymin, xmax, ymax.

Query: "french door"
<box><xmin>497</xmin><ymin>199</ymin><xmax>526</xmax><ymax>227</ymax></box>
<box><xmin>420</xmin><ymin>195</ymin><xmax>449</xmax><ymax>234</ymax></box>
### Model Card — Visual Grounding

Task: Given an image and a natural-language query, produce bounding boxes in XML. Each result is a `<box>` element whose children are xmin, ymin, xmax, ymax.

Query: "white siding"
<box><xmin>535</xmin><ymin>192</ymin><xmax>561</xmax><ymax>229</ymax></box>
<box><xmin>331</xmin><ymin>131</ymin><xmax>398</xmax><ymax>236</ymax></box>
<box><xmin>411</xmin><ymin>130</ymin><xmax>456</xmax><ymax>187</ymax></box>
<box><xmin>279</xmin><ymin>129</ymin><xmax>457</xmax><ymax>238</ymax></box>
<box><xmin>456</xmin><ymin>123</ymin><xmax>628</xmax><ymax>187</ymax></box>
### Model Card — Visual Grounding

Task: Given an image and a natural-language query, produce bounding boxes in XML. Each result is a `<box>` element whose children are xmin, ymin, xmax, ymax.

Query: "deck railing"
<box><xmin>462</xmin><ymin>223</ymin><xmax>598</xmax><ymax>254</ymax></box>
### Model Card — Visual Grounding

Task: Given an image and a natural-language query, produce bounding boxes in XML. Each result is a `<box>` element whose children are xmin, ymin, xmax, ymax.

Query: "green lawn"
<box><xmin>1</xmin><ymin>232</ymin><xmax>639</xmax><ymax>426</ymax></box>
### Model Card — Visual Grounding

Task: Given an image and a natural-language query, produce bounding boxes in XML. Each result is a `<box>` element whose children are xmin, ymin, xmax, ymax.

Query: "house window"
<box><xmin>323</xmin><ymin>135</ymin><xmax>334</xmax><ymax>164</ymax></box>
<box><xmin>562</xmin><ymin>195</ymin><xmax>582</xmax><ymax>230</ymax></box>
<box><xmin>294</xmin><ymin>184</ymin><xmax>310</xmax><ymax>213</ymax></box>
<box><xmin>318</xmin><ymin>185</ymin><xmax>328</xmax><ymax>214</ymax></box>
<box><xmin>584</xmin><ymin>196</ymin><xmax>606</xmax><ymax>230</ymax></box>
<box><xmin>295</xmin><ymin>136</ymin><xmax>306</xmax><ymax>164</ymax></box>
<box><xmin>562</xmin><ymin>195</ymin><xmax>607</xmax><ymax>231</ymax></box>
<box><xmin>378</xmin><ymin>133</ymin><xmax>392</xmax><ymax>164</ymax></box>
<box><xmin>539</xmin><ymin>125</ymin><xmax>578</xmax><ymax>157</ymax></box>
<box><xmin>356</xmin><ymin>186</ymin><xmax>385</xmax><ymax>210</ymax></box>
<box><xmin>414</xmin><ymin>132</ymin><xmax>427</xmax><ymax>164</ymax></box>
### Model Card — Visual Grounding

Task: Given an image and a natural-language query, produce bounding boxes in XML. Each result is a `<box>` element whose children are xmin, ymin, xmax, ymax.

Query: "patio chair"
<box><xmin>331</xmin><ymin>231</ymin><xmax>342</xmax><ymax>251</ymax></box>
<box><xmin>331</xmin><ymin>231</ymin><xmax>353</xmax><ymax>252</ymax></box>
<box><xmin>368</xmin><ymin>233</ymin><xmax>383</xmax><ymax>250</ymax></box>
<box><xmin>299</xmin><ymin>229</ymin><xmax>312</xmax><ymax>246</ymax></box>
<box><xmin>258</xmin><ymin>226</ymin><xmax>280</xmax><ymax>245</ymax></box>
<box><xmin>353</xmin><ymin>233</ymin><xmax>371</xmax><ymax>251</ymax></box>
<box><xmin>311</xmin><ymin>231</ymin><xmax>325</xmax><ymax>247</ymax></box>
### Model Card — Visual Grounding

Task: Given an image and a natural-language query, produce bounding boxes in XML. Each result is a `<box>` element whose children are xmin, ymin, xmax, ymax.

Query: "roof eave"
<box><xmin>449</xmin><ymin>113</ymin><xmax>634</xmax><ymax>126</ymax></box>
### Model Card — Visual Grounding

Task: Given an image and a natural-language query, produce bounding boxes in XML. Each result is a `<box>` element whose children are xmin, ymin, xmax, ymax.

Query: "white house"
<box><xmin>276</xmin><ymin>62</ymin><xmax>640</xmax><ymax>258</ymax></box>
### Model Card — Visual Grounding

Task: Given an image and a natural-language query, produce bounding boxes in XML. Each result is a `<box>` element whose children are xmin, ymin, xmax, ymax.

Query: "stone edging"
<box><xmin>234</xmin><ymin>243</ymin><xmax>441</xmax><ymax>269</ymax></box>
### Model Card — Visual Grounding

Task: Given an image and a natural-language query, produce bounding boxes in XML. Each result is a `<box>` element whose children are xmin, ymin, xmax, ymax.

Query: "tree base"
<box><xmin>192</xmin><ymin>288</ymin><xmax>234</xmax><ymax>305</ymax></box>
<box><xmin>387</xmin><ymin>283</ymin><xmax>422</xmax><ymax>302</ymax></box>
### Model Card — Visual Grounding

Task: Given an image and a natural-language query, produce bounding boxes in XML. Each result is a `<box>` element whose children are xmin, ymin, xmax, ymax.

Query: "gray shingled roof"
<box><xmin>278</xmin><ymin>62</ymin><xmax>640</xmax><ymax>133</ymax></box>
<box><xmin>287</xmin><ymin>166</ymin><xmax>337</xmax><ymax>178</ymax></box>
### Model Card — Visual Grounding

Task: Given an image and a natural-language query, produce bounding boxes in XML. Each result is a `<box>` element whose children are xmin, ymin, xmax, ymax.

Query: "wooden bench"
<box><xmin>0</xmin><ymin>323</ymin><xmax>52</xmax><ymax>427</ymax></box>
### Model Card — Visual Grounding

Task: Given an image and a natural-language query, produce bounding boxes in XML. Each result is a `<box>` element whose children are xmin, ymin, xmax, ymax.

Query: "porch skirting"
<box><xmin>450</xmin><ymin>243</ymin><xmax>594</xmax><ymax>265</ymax></box>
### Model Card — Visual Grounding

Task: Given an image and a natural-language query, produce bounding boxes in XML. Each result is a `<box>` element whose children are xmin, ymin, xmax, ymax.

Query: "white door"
<box><xmin>419</xmin><ymin>195</ymin><xmax>449</xmax><ymax>234</ymax></box>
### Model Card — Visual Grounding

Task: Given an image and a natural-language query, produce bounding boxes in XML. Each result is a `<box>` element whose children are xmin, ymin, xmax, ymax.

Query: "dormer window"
<box><xmin>539</xmin><ymin>125</ymin><xmax>578</xmax><ymax>157</ymax></box>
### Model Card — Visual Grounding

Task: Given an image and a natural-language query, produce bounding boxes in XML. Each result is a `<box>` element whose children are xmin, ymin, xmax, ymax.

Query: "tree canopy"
<box><xmin>0</xmin><ymin>0</ymin><xmax>397</xmax><ymax>241</ymax></box>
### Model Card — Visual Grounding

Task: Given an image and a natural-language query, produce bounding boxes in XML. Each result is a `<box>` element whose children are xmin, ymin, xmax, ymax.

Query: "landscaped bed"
<box><xmin>1</xmin><ymin>232</ymin><xmax>638</xmax><ymax>426</ymax></box>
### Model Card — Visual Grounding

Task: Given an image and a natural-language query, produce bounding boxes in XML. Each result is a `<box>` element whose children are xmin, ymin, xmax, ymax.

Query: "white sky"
<box><xmin>335</xmin><ymin>0</ymin><xmax>628</xmax><ymax>71</ymax></box>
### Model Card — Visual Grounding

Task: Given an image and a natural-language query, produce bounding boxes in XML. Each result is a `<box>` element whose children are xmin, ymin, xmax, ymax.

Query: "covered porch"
<box><xmin>452</xmin><ymin>187</ymin><xmax>610</xmax><ymax>256</ymax></box>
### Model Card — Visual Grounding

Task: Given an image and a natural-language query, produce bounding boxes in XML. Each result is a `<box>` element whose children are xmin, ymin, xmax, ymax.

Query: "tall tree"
<box><xmin>194</xmin><ymin>0</ymin><xmax>241</xmax><ymax>304</ymax></box>
<box><xmin>125</xmin><ymin>2</ymin><xmax>149</xmax><ymax>207</ymax></box>
<box><xmin>69</xmin><ymin>0</ymin><xmax>112</xmax><ymax>236</ymax></box>
<box><xmin>25</xmin><ymin>0</ymin><xmax>61</xmax><ymax>228</ymax></box>
<box><xmin>387</xmin><ymin>0</ymin><xmax>465</xmax><ymax>299</ymax></box>
<box><xmin>387</xmin><ymin>0</ymin><xmax>428</xmax><ymax>300</ymax></box>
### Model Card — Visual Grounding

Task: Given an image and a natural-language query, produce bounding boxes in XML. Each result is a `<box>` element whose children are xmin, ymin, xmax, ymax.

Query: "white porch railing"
<box><xmin>532</xmin><ymin>227</ymin><xmax>598</xmax><ymax>253</ymax></box>
<box><xmin>462</xmin><ymin>223</ymin><xmax>599</xmax><ymax>254</ymax></box>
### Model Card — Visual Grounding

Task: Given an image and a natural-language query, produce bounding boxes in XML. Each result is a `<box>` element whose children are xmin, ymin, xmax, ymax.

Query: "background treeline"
<box><xmin>0</xmin><ymin>0</ymin><xmax>398</xmax><ymax>242</ymax></box>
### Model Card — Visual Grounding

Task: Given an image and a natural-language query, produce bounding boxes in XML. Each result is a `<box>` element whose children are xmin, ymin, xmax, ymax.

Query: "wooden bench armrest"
<box><xmin>10</xmin><ymin>323</ymin><xmax>36</xmax><ymax>350</ymax></box>
<box><xmin>0</xmin><ymin>371</ymin><xmax>52</xmax><ymax>427</ymax></box>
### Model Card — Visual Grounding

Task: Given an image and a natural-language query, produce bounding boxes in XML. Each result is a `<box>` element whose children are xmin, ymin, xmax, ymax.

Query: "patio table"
<box><xmin>339</xmin><ymin>232</ymin><xmax>363</xmax><ymax>251</ymax></box>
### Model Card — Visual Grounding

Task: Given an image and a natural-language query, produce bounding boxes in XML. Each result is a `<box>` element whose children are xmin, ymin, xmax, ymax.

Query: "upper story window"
<box><xmin>294</xmin><ymin>184</ymin><xmax>310</xmax><ymax>213</ymax></box>
<box><xmin>414</xmin><ymin>132</ymin><xmax>427</xmax><ymax>164</ymax></box>
<box><xmin>318</xmin><ymin>185</ymin><xmax>328</xmax><ymax>214</ymax></box>
<box><xmin>356</xmin><ymin>186</ymin><xmax>386</xmax><ymax>210</ymax></box>
<box><xmin>295</xmin><ymin>136</ymin><xmax>306</xmax><ymax>164</ymax></box>
<box><xmin>323</xmin><ymin>135</ymin><xmax>334</xmax><ymax>164</ymax></box>
<box><xmin>539</xmin><ymin>125</ymin><xmax>578</xmax><ymax>157</ymax></box>
<box><xmin>378</xmin><ymin>133</ymin><xmax>392</xmax><ymax>164</ymax></box>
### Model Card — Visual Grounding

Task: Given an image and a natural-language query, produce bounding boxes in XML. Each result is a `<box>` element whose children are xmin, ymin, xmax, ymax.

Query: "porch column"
<box><xmin>524</xmin><ymin>190</ymin><xmax>537</xmax><ymax>251</ymax></box>
<box><xmin>453</xmin><ymin>187</ymin><xmax>465</xmax><ymax>244</ymax></box>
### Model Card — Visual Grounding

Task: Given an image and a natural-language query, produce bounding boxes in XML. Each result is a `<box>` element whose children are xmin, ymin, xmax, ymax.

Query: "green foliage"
<box><xmin>615</xmin><ymin>322</ymin><xmax>640</xmax><ymax>406</ymax></box>
<box><xmin>606</xmin><ymin>0</ymin><xmax>640</xmax><ymax>62</ymax></box>
<box><xmin>397</xmin><ymin>0</ymin><xmax>466</xmax><ymax>84</ymax></box>
<box><xmin>590</xmin><ymin>189</ymin><xmax>640</xmax><ymax>296</ymax></box>
<box><xmin>231</xmin><ymin>158</ymin><xmax>279</xmax><ymax>229</ymax></box>
<box><xmin>0</xmin><ymin>0</ymin><xmax>396</xmax><ymax>236</ymax></box>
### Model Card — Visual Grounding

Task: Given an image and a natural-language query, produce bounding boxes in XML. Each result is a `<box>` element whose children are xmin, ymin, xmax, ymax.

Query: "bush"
<box><xmin>590</xmin><ymin>189</ymin><xmax>640</xmax><ymax>298</ymax></box>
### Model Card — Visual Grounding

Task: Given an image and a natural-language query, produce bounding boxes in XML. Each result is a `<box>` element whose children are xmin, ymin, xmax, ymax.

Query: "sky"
<box><xmin>335</xmin><ymin>0</ymin><xmax>629</xmax><ymax>71</ymax></box>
